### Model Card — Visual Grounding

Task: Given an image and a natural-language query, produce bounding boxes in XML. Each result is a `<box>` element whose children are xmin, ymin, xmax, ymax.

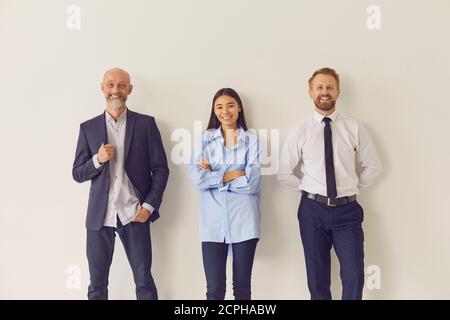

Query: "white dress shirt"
<box><xmin>92</xmin><ymin>109</ymin><xmax>154</xmax><ymax>227</ymax></box>
<box><xmin>277</xmin><ymin>110</ymin><xmax>382</xmax><ymax>197</ymax></box>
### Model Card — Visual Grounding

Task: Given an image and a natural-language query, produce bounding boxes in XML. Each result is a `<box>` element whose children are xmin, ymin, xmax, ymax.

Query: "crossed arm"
<box><xmin>197</xmin><ymin>160</ymin><xmax>245</xmax><ymax>183</ymax></box>
<box><xmin>189</xmin><ymin>136</ymin><xmax>261</xmax><ymax>194</ymax></box>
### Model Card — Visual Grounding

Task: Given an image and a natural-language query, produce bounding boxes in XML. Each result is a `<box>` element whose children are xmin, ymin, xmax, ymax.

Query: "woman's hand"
<box><xmin>223</xmin><ymin>170</ymin><xmax>246</xmax><ymax>183</ymax></box>
<box><xmin>198</xmin><ymin>161</ymin><xmax>245</xmax><ymax>183</ymax></box>
<box><xmin>198</xmin><ymin>160</ymin><xmax>212</xmax><ymax>171</ymax></box>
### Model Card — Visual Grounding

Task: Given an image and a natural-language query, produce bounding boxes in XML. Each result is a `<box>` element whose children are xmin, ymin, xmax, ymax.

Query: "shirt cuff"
<box><xmin>92</xmin><ymin>154</ymin><xmax>103</xmax><ymax>170</ymax></box>
<box><xmin>142</xmin><ymin>202</ymin><xmax>155</xmax><ymax>215</ymax></box>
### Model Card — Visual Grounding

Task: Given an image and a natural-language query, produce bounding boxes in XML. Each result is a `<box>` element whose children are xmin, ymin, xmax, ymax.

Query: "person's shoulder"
<box><xmin>245</xmin><ymin>129</ymin><xmax>258</xmax><ymax>137</ymax></box>
<box><xmin>203</xmin><ymin>128</ymin><xmax>217</xmax><ymax>142</ymax></box>
<box><xmin>338</xmin><ymin>112</ymin><xmax>358</xmax><ymax>123</ymax></box>
<box><xmin>288</xmin><ymin>115</ymin><xmax>314</xmax><ymax>136</ymax></box>
<box><xmin>338</xmin><ymin>113</ymin><xmax>362</xmax><ymax>130</ymax></box>
<box><xmin>80</xmin><ymin>113</ymin><xmax>103</xmax><ymax>128</ymax></box>
<box><xmin>129</xmin><ymin>109</ymin><xmax>155</xmax><ymax>122</ymax></box>
<box><xmin>244</xmin><ymin>129</ymin><xmax>259</xmax><ymax>143</ymax></box>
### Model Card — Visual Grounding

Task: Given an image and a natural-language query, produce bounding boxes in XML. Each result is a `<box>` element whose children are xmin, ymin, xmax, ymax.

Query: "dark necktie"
<box><xmin>323</xmin><ymin>117</ymin><xmax>337</xmax><ymax>200</ymax></box>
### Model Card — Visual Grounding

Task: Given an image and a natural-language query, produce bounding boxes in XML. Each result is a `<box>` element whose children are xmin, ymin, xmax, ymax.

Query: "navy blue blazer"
<box><xmin>72</xmin><ymin>109</ymin><xmax>170</xmax><ymax>231</ymax></box>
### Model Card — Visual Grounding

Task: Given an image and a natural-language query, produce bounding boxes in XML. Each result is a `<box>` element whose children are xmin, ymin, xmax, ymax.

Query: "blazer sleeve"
<box><xmin>72</xmin><ymin>124</ymin><xmax>103</xmax><ymax>183</ymax></box>
<box><xmin>143</xmin><ymin>118</ymin><xmax>170</xmax><ymax>210</ymax></box>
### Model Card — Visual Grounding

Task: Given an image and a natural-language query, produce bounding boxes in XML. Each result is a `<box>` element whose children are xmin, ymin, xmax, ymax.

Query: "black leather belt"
<box><xmin>301</xmin><ymin>191</ymin><xmax>356</xmax><ymax>207</ymax></box>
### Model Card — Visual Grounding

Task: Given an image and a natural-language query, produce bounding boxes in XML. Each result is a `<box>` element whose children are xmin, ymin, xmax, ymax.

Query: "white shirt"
<box><xmin>92</xmin><ymin>109</ymin><xmax>154</xmax><ymax>227</ymax></box>
<box><xmin>277</xmin><ymin>110</ymin><xmax>382</xmax><ymax>197</ymax></box>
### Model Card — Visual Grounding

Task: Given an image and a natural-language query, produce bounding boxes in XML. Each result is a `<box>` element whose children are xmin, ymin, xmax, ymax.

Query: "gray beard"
<box><xmin>108</xmin><ymin>99</ymin><xmax>123</xmax><ymax>109</ymax></box>
<box><xmin>106</xmin><ymin>96</ymin><xmax>126</xmax><ymax>109</ymax></box>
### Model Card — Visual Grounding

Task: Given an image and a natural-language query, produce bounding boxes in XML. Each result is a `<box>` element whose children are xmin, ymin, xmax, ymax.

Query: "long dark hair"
<box><xmin>207</xmin><ymin>88</ymin><xmax>248</xmax><ymax>130</ymax></box>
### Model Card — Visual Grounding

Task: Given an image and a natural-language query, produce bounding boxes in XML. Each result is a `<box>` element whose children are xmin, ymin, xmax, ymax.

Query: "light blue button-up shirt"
<box><xmin>189</xmin><ymin>127</ymin><xmax>261</xmax><ymax>244</ymax></box>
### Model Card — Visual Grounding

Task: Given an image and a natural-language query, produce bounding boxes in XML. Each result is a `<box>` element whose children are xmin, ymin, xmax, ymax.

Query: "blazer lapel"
<box><xmin>97</xmin><ymin>112</ymin><xmax>107</xmax><ymax>145</ymax></box>
<box><xmin>124</xmin><ymin>109</ymin><xmax>136</xmax><ymax>163</ymax></box>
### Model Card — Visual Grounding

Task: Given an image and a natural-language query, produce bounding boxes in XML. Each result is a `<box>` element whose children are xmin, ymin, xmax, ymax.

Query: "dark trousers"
<box><xmin>201</xmin><ymin>239</ymin><xmax>258</xmax><ymax>300</ymax></box>
<box><xmin>298</xmin><ymin>195</ymin><xmax>365</xmax><ymax>300</ymax></box>
<box><xmin>86</xmin><ymin>218</ymin><xmax>157</xmax><ymax>300</ymax></box>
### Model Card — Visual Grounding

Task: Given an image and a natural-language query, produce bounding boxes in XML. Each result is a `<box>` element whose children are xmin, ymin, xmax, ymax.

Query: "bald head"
<box><xmin>103</xmin><ymin>67</ymin><xmax>131</xmax><ymax>85</ymax></box>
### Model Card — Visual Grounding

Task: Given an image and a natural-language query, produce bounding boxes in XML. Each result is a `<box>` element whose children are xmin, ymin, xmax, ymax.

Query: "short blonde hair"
<box><xmin>308</xmin><ymin>67</ymin><xmax>340</xmax><ymax>89</ymax></box>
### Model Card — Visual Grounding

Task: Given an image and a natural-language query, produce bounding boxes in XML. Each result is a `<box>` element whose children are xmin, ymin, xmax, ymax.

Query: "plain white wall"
<box><xmin>1</xmin><ymin>0</ymin><xmax>449</xmax><ymax>299</ymax></box>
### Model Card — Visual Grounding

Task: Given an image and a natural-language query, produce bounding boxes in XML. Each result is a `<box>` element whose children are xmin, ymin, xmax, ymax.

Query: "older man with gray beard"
<box><xmin>72</xmin><ymin>68</ymin><xmax>169</xmax><ymax>300</ymax></box>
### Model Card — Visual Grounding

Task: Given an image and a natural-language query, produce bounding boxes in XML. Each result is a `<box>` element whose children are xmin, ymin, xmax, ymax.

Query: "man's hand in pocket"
<box><xmin>134</xmin><ymin>207</ymin><xmax>150</xmax><ymax>223</ymax></box>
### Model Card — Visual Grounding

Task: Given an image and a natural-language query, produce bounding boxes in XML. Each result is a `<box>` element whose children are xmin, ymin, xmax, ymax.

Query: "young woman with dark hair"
<box><xmin>189</xmin><ymin>88</ymin><xmax>261</xmax><ymax>300</ymax></box>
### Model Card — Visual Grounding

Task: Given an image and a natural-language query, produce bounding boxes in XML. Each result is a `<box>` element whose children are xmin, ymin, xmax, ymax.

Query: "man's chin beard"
<box><xmin>314</xmin><ymin>101</ymin><xmax>336</xmax><ymax>112</ymax></box>
<box><xmin>107</xmin><ymin>99</ymin><xmax>125</xmax><ymax>110</ymax></box>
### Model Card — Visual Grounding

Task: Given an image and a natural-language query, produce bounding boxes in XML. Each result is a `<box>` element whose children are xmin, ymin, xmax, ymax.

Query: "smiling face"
<box><xmin>213</xmin><ymin>95</ymin><xmax>241</xmax><ymax>129</ymax></box>
<box><xmin>101</xmin><ymin>68</ymin><xmax>133</xmax><ymax>110</ymax></box>
<box><xmin>308</xmin><ymin>73</ymin><xmax>340</xmax><ymax>114</ymax></box>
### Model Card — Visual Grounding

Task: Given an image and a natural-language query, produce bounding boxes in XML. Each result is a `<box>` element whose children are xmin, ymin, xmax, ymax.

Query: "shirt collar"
<box><xmin>313</xmin><ymin>109</ymin><xmax>339</xmax><ymax>124</ymax></box>
<box><xmin>212</xmin><ymin>126</ymin><xmax>248</xmax><ymax>142</ymax></box>
<box><xmin>105</xmin><ymin>108</ymin><xmax>127</xmax><ymax>123</ymax></box>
